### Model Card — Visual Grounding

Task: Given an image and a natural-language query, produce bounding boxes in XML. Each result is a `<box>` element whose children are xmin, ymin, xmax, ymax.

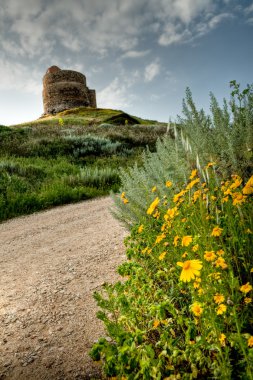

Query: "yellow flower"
<box><xmin>204</xmin><ymin>251</ymin><xmax>217</xmax><ymax>262</ymax></box>
<box><xmin>123</xmin><ymin>198</ymin><xmax>129</xmax><ymax>204</ymax></box>
<box><xmin>120</xmin><ymin>192</ymin><xmax>126</xmax><ymax>199</ymax></box>
<box><xmin>152</xmin><ymin>186</ymin><xmax>157</xmax><ymax>192</ymax></box>
<box><xmin>189</xmin><ymin>169</ymin><xmax>198</xmax><ymax>179</ymax></box>
<box><xmin>215</xmin><ymin>257</ymin><xmax>228</xmax><ymax>269</ymax></box>
<box><xmin>159</xmin><ymin>251</ymin><xmax>167</xmax><ymax>261</ymax></box>
<box><xmin>177</xmin><ymin>260</ymin><xmax>202</xmax><ymax>282</ymax></box>
<box><xmin>186</xmin><ymin>178</ymin><xmax>200</xmax><ymax>190</ymax></box>
<box><xmin>193</xmin><ymin>281</ymin><xmax>200</xmax><ymax>289</ymax></box>
<box><xmin>248</xmin><ymin>336</ymin><xmax>253</xmax><ymax>347</ymax></box>
<box><xmin>230</xmin><ymin>176</ymin><xmax>242</xmax><ymax>190</ymax></box>
<box><xmin>198</xmin><ymin>288</ymin><xmax>204</xmax><ymax>295</ymax></box>
<box><xmin>190</xmin><ymin>302</ymin><xmax>203</xmax><ymax>317</ymax></box>
<box><xmin>222</xmin><ymin>196</ymin><xmax>229</xmax><ymax>203</ymax></box>
<box><xmin>211</xmin><ymin>226</ymin><xmax>223</xmax><ymax>237</ymax></box>
<box><xmin>181</xmin><ymin>217</ymin><xmax>187</xmax><ymax>222</ymax></box>
<box><xmin>211</xmin><ymin>195</ymin><xmax>217</xmax><ymax>201</ymax></box>
<box><xmin>216</xmin><ymin>304</ymin><xmax>227</xmax><ymax>315</ymax></box>
<box><xmin>244</xmin><ymin>297</ymin><xmax>252</xmax><ymax>304</ymax></box>
<box><xmin>182</xmin><ymin>235</ymin><xmax>193</xmax><ymax>247</ymax></box>
<box><xmin>147</xmin><ymin>197</ymin><xmax>160</xmax><ymax>215</ymax></box>
<box><xmin>173</xmin><ymin>190</ymin><xmax>186</xmax><ymax>203</ymax></box>
<box><xmin>165</xmin><ymin>180</ymin><xmax>173</xmax><ymax>188</ymax></box>
<box><xmin>192</xmin><ymin>190</ymin><xmax>202</xmax><ymax>202</ymax></box>
<box><xmin>155</xmin><ymin>233</ymin><xmax>166</xmax><ymax>244</ymax></box>
<box><xmin>206</xmin><ymin>162</ymin><xmax>216</xmax><ymax>168</ymax></box>
<box><xmin>153</xmin><ymin>320</ymin><xmax>160</xmax><ymax>328</ymax></box>
<box><xmin>242</xmin><ymin>175</ymin><xmax>253</xmax><ymax>195</ymax></box>
<box><xmin>192</xmin><ymin>244</ymin><xmax>199</xmax><ymax>252</ymax></box>
<box><xmin>153</xmin><ymin>210</ymin><xmax>160</xmax><ymax>219</ymax></box>
<box><xmin>240</xmin><ymin>282</ymin><xmax>252</xmax><ymax>294</ymax></box>
<box><xmin>173</xmin><ymin>235</ymin><xmax>180</xmax><ymax>247</ymax></box>
<box><xmin>213</xmin><ymin>294</ymin><xmax>225</xmax><ymax>304</ymax></box>
<box><xmin>219</xmin><ymin>333</ymin><xmax>226</xmax><ymax>346</ymax></box>
<box><xmin>166</xmin><ymin>207</ymin><xmax>178</xmax><ymax>219</ymax></box>
<box><xmin>251</xmin><ymin>268</ymin><xmax>253</xmax><ymax>273</ymax></box>
<box><xmin>217</xmin><ymin>249</ymin><xmax>225</xmax><ymax>256</ymax></box>
<box><xmin>232</xmin><ymin>192</ymin><xmax>246</xmax><ymax>206</ymax></box>
<box><xmin>182</xmin><ymin>252</ymin><xmax>188</xmax><ymax>258</ymax></box>
<box><xmin>138</xmin><ymin>224</ymin><xmax>144</xmax><ymax>233</ymax></box>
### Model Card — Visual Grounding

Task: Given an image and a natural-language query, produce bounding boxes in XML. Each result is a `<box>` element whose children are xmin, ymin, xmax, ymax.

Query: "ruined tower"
<box><xmin>42</xmin><ymin>66</ymin><xmax>97</xmax><ymax>115</ymax></box>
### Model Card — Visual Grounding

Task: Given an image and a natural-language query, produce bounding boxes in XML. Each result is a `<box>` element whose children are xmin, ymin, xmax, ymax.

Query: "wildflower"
<box><xmin>165</xmin><ymin>207</ymin><xmax>178</xmax><ymax>219</ymax></box>
<box><xmin>155</xmin><ymin>233</ymin><xmax>166</xmax><ymax>244</ymax></box>
<box><xmin>166</xmin><ymin>180</ymin><xmax>173</xmax><ymax>188</ymax></box>
<box><xmin>173</xmin><ymin>235</ymin><xmax>180</xmax><ymax>247</ymax></box>
<box><xmin>215</xmin><ymin>257</ymin><xmax>228</xmax><ymax>269</ymax></box>
<box><xmin>246</xmin><ymin>229</ymin><xmax>252</xmax><ymax>234</ymax></box>
<box><xmin>248</xmin><ymin>336</ymin><xmax>253</xmax><ymax>347</ymax></box>
<box><xmin>147</xmin><ymin>197</ymin><xmax>160</xmax><ymax>215</ymax></box>
<box><xmin>206</xmin><ymin>162</ymin><xmax>216</xmax><ymax>168</ymax></box>
<box><xmin>159</xmin><ymin>251</ymin><xmax>167</xmax><ymax>261</ymax></box>
<box><xmin>173</xmin><ymin>189</ymin><xmax>186</xmax><ymax>203</ymax></box>
<box><xmin>222</xmin><ymin>196</ymin><xmax>229</xmax><ymax>203</ymax></box>
<box><xmin>217</xmin><ymin>249</ymin><xmax>225</xmax><ymax>256</ymax></box>
<box><xmin>198</xmin><ymin>288</ymin><xmax>204</xmax><ymax>295</ymax></box>
<box><xmin>181</xmin><ymin>217</ymin><xmax>187</xmax><ymax>223</ymax></box>
<box><xmin>213</xmin><ymin>294</ymin><xmax>225</xmax><ymax>304</ymax></box>
<box><xmin>182</xmin><ymin>252</ymin><xmax>188</xmax><ymax>258</ymax></box>
<box><xmin>208</xmin><ymin>272</ymin><xmax>221</xmax><ymax>280</ymax></box>
<box><xmin>138</xmin><ymin>225</ymin><xmax>144</xmax><ymax>233</ymax></box>
<box><xmin>243</xmin><ymin>175</ymin><xmax>253</xmax><ymax>195</ymax></box>
<box><xmin>193</xmin><ymin>190</ymin><xmax>201</xmax><ymax>202</ymax></box>
<box><xmin>177</xmin><ymin>260</ymin><xmax>202</xmax><ymax>282</ymax></box>
<box><xmin>189</xmin><ymin>169</ymin><xmax>198</xmax><ymax>179</ymax></box>
<box><xmin>204</xmin><ymin>251</ymin><xmax>216</xmax><ymax>262</ymax></box>
<box><xmin>153</xmin><ymin>320</ymin><xmax>160</xmax><ymax>328</ymax></box>
<box><xmin>211</xmin><ymin>195</ymin><xmax>217</xmax><ymax>201</ymax></box>
<box><xmin>193</xmin><ymin>281</ymin><xmax>200</xmax><ymax>289</ymax></box>
<box><xmin>152</xmin><ymin>186</ymin><xmax>157</xmax><ymax>192</ymax></box>
<box><xmin>153</xmin><ymin>210</ymin><xmax>160</xmax><ymax>219</ymax></box>
<box><xmin>219</xmin><ymin>333</ymin><xmax>226</xmax><ymax>346</ymax></box>
<box><xmin>211</xmin><ymin>226</ymin><xmax>223</xmax><ymax>237</ymax></box>
<box><xmin>120</xmin><ymin>192</ymin><xmax>126</xmax><ymax>199</ymax></box>
<box><xmin>190</xmin><ymin>302</ymin><xmax>203</xmax><ymax>317</ymax></box>
<box><xmin>192</xmin><ymin>244</ymin><xmax>199</xmax><ymax>252</ymax></box>
<box><xmin>182</xmin><ymin>235</ymin><xmax>193</xmax><ymax>247</ymax></box>
<box><xmin>186</xmin><ymin>178</ymin><xmax>200</xmax><ymax>190</ymax></box>
<box><xmin>224</xmin><ymin>188</ymin><xmax>232</xmax><ymax>196</ymax></box>
<box><xmin>244</xmin><ymin>297</ymin><xmax>252</xmax><ymax>304</ymax></box>
<box><xmin>216</xmin><ymin>304</ymin><xmax>227</xmax><ymax>315</ymax></box>
<box><xmin>240</xmin><ymin>282</ymin><xmax>252</xmax><ymax>294</ymax></box>
<box><xmin>230</xmin><ymin>176</ymin><xmax>242</xmax><ymax>189</ymax></box>
<box><xmin>232</xmin><ymin>192</ymin><xmax>246</xmax><ymax>206</ymax></box>
<box><xmin>123</xmin><ymin>198</ymin><xmax>129</xmax><ymax>204</ymax></box>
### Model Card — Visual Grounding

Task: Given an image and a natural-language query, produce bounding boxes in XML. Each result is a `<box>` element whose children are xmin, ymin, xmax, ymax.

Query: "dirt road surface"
<box><xmin>0</xmin><ymin>197</ymin><xmax>127</xmax><ymax>379</ymax></box>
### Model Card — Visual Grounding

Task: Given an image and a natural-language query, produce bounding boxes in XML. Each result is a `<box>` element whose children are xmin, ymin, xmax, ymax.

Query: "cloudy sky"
<box><xmin>0</xmin><ymin>0</ymin><xmax>253</xmax><ymax>125</ymax></box>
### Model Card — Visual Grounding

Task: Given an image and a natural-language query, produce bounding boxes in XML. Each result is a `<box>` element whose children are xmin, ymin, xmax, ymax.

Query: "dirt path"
<box><xmin>0</xmin><ymin>197</ymin><xmax>127</xmax><ymax>379</ymax></box>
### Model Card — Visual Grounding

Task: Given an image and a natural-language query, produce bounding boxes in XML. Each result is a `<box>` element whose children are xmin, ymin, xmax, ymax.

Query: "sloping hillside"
<box><xmin>0</xmin><ymin>108</ymin><xmax>167</xmax><ymax>221</ymax></box>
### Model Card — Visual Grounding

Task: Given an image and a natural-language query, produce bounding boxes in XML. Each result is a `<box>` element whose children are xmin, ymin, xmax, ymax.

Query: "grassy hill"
<box><xmin>0</xmin><ymin>107</ymin><xmax>167</xmax><ymax>221</ymax></box>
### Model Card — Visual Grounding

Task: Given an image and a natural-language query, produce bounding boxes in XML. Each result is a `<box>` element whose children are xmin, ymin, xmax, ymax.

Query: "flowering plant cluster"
<box><xmin>91</xmin><ymin>167</ymin><xmax>253</xmax><ymax>379</ymax></box>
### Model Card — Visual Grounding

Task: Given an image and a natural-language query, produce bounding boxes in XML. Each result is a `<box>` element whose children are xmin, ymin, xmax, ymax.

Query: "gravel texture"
<box><xmin>0</xmin><ymin>197</ymin><xmax>127</xmax><ymax>379</ymax></box>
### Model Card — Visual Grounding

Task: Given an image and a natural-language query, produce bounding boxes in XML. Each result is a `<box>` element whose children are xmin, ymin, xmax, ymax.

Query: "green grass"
<box><xmin>0</xmin><ymin>108</ymin><xmax>166</xmax><ymax>222</ymax></box>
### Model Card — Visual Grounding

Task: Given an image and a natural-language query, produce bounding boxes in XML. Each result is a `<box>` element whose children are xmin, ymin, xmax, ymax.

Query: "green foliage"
<box><xmin>91</xmin><ymin>169</ymin><xmax>253</xmax><ymax>379</ymax></box>
<box><xmin>113</xmin><ymin>82</ymin><xmax>253</xmax><ymax>228</ymax></box>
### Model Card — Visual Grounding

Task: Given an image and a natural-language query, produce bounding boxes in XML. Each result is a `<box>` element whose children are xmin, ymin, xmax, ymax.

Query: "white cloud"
<box><xmin>0</xmin><ymin>59</ymin><xmax>41</xmax><ymax>94</ymax></box>
<box><xmin>144</xmin><ymin>61</ymin><xmax>160</xmax><ymax>82</ymax></box>
<box><xmin>245</xmin><ymin>3</ymin><xmax>253</xmax><ymax>14</ymax></box>
<box><xmin>121</xmin><ymin>50</ymin><xmax>150</xmax><ymax>59</ymax></box>
<box><xmin>97</xmin><ymin>78</ymin><xmax>133</xmax><ymax>109</ymax></box>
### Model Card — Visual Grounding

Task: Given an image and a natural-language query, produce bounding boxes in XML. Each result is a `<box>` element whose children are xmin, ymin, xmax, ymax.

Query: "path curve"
<box><xmin>0</xmin><ymin>197</ymin><xmax>127</xmax><ymax>379</ymax></box>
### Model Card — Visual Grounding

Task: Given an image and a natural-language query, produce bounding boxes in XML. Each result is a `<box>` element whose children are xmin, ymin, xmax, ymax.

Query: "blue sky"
<box><xmin>0</xmin><ymin>0</ymin><xmax>252</xmax><ymax>125</ymax></box>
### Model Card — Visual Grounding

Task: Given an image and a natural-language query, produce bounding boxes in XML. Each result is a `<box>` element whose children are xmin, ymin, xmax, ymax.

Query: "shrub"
<box><xmin>91</xmin><ymin>168</ymin><xmax>253</xmax><ymax>379</ymax></box>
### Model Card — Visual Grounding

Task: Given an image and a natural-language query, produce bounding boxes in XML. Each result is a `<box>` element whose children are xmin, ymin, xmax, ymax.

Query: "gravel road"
<box><xmin>0</xmin><ymin>197</ymin><xmax>127</xmax><ymax>379</ymax></box>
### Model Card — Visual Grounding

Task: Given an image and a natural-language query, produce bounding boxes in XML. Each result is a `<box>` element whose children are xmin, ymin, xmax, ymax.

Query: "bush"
<box><xmin>91</xmin><ymin>168</ymin><xmax>253</xmax><ymax>379</ymax></box>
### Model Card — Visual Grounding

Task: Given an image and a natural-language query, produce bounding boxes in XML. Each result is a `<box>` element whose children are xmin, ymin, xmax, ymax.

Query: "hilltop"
<box><xmin>0</xmin><ymin>107</ymin><xmax>167</xmax><ymax>221</ymax></box>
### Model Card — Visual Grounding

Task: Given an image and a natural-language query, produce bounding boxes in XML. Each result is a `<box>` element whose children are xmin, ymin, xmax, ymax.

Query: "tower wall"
<box><xmin>42</xmin><ymin>66</ymin><xmax>97</xmax><ymax>114</ymax></box>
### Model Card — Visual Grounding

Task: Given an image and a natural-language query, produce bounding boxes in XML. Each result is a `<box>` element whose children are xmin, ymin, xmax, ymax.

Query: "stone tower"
<box><xmin>42</xmin><ymin>66</ymin><xmax>97</xmax><ymax>114</ymax></box>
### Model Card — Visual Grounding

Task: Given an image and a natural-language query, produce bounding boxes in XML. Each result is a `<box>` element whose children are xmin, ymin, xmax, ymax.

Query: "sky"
<box><xmin>0</xmin><ymin>0</ymin><xmax>253</xmax><ymax>126</ymax></box>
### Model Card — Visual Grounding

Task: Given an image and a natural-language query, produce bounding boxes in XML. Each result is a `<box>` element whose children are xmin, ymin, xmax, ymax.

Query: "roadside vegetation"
<box><xmin>0</xmin><ymin>109</ymin><xmax>166</xmax><ymax>222</ymax></box>
<box><xmin>91</xmin><ymin>81</ymin><xmax>253</xmax><ymax>379</ymax></box>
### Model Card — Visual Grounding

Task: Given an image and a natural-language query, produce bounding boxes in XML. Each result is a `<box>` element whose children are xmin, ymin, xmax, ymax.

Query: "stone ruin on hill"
<box><xmin>42</xmin><ymin>66</ymin><xmax>97</xmax><ymax>115</ymax></box>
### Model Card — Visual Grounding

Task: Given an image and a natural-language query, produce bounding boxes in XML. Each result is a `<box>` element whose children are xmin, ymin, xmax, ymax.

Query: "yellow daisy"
<box><xmin>177</xmin><ymin>260</ymin><xmax>202</xmax><ymax>282</ymax></box>
<box><xmin>240</xmin><ymin>282</ymin><xmax>252</xmax><ymax>294</ymax></box>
